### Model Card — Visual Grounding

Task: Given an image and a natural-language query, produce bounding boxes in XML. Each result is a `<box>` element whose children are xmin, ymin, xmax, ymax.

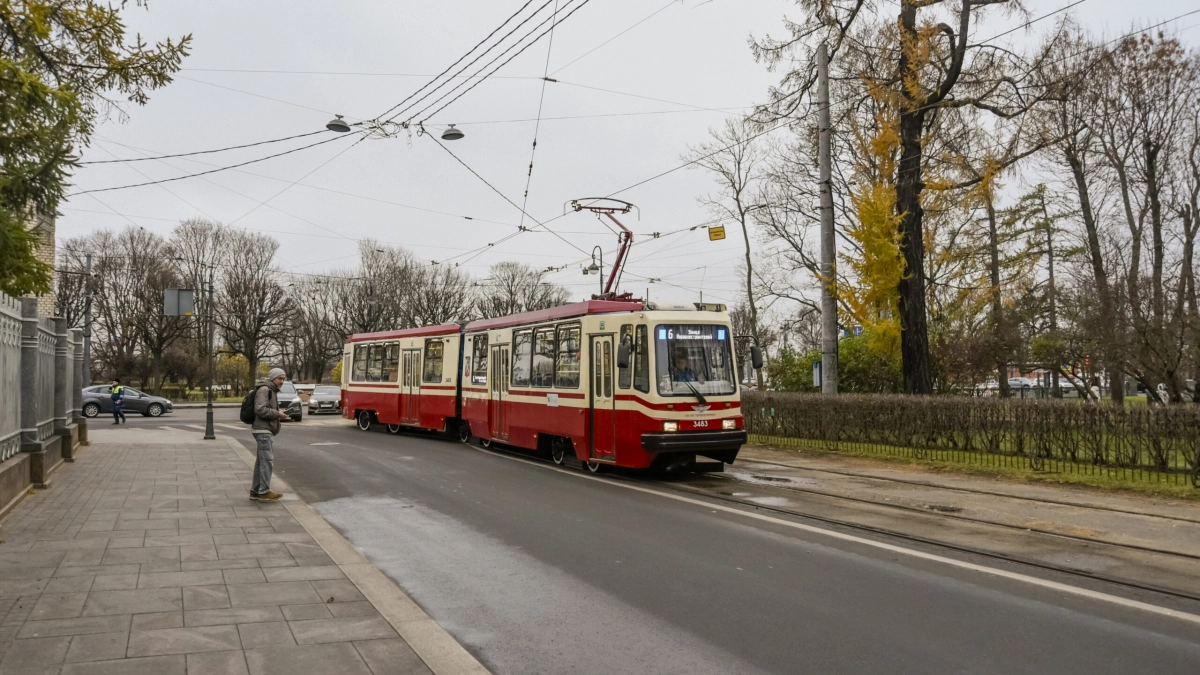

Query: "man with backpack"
<box><xmin>243</xmin><ymin>368</ymin><xmax>288</xmax><ymax>501</ymax></box>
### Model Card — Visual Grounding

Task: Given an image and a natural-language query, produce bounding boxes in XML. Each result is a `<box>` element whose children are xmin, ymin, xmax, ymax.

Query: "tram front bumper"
<box><xmin>641</xmin><ymin>429</ymin><xmax>747</xmax><ymax>454</ymax></box>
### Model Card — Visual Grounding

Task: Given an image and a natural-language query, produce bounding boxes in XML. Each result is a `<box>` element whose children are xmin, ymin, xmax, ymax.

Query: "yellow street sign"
<box><xmin>708</xmin><ymin>225</ymin><xmax>726</xmax><ymax>241</ymax></box>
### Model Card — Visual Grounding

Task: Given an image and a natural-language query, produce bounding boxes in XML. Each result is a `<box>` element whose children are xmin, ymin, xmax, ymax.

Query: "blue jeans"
<box><xmin>112</xmin><ymin>402</ymin><xmax>125</xmax><ymax>423</ymax></box>
<box><xmin>251</xmin><ymin>433</ymin><xmax>274</xmax><ymax>495</ymax></box>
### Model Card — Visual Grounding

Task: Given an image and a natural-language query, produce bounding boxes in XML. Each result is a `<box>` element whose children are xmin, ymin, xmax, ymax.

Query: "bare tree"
<box><xmin>474</xmin><ymin>261</ymin><xmax>569</xmax><ymax>319</ymax></box>
<box><xmin>216</xmin><ymin>230</ymin><xmax>289</xmax><ymax>385</ymax></box>
<box><xmin>686</xmin><ymin>117</ymin><xmax>767</xmax><ymax>386</ymax></box>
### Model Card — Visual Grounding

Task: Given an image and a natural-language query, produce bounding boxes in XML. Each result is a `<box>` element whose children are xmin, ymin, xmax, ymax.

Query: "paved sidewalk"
<box><xmin>0</xmin><ymin>428</ymin><xmax>478</xmax><ymax>675</ymax></box>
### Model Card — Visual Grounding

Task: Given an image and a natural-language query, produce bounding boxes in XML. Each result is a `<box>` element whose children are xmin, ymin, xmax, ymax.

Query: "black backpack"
<box><xmin>239</xmin><ymin>385</ymin><xmax>264</xmax><ymax>424</ymax></box>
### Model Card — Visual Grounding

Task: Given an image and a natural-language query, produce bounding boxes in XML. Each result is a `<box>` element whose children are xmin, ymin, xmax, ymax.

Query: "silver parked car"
<box><xmin>308</xmin><ymin>385</ymin><xmax>342</xmax><ymax>415</ymax></box>
<box><xmin>81</xmin><ymin>385</ymin><xmax>174</xmax><ymax>418</ymax></box>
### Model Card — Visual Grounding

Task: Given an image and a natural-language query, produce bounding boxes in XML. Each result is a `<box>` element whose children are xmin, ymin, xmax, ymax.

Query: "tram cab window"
<box><xmin>471</xmin><ymin>336</ymin><xmax>488</xmax><ymax>385</ymax></box>
<box><xmin>633</xmin><ymin>325</ymin><xmax>650</xmax><ymax>393</ymax></box>
<box><xmin>532</xmin><ymin>328</ymin><xmax>555</xmax><ymax>387</ymax></box>
<box><xmin>512</xmin><ymin>330</ymin><xmax>532</xmax><ymax>387</ymax></box>
<box><xmin>618</xmin><ymin>325</ymin><xmax>633</xmax><ymax>389</ymax></box>
<box><xmin>382</xmin><ymin>344</ymin><xmax>400</xmax><ymax>382</ymax></box>
<box><xmin>654</xmin><ymin>325</ymin><xmax>737</xmax><ymax>397</ymax></box>
<box><xmin>352</xmin><ymin>345</ymin><xmax>368</xmax><ymax>382</ymax></box>
<box><xmin>366</xmin><ymin>344</ymin><xmax>384</xmax><ymax>382</ymax></box>
<box><xmin>423</xmin><ymin>340</ymin><xmax>444</xmax><ymax>383</ymax></box>
<box><xmin>555</xmin><ymin>325</ymin><xmax>581</xmax><ymax>388</ymax></box>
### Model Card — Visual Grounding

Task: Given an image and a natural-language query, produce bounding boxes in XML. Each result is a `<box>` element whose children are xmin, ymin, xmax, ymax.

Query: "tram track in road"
<box><xmin>713</xmin><ymin>466</ymin><xmax>1200</xmax><ymax>563</ymax></box>
<box><xmin>447</xmin><ymin>435</ymin><xmax>1200</xmax><ymax>608</ymax></box>
<box><xmin>738</xmin><ymin>455</ymin><xmax>1200</xmax><ymax>526</ymax></box>
<box><xmin>631</xmin><ymin>472</ymin><xmax>1200</xmax><ymax>606</ymax></box>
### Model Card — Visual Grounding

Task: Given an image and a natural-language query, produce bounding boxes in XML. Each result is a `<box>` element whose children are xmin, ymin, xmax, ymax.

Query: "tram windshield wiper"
<box><xmin>669</xmin><ymin>367</ymin><xmax>707</xmax><ymax>406</ymax></box>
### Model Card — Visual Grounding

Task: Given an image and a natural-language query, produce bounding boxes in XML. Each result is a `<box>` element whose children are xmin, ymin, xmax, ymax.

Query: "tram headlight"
<box><xmin>722</xmin><ymin>419</ymin><xmax>737</xmax><ymax>430</ymax></box>
<box><xmin>662</xmin><ymin>421</ymin><xmax>679</xmax><ymax>432</ymax></box>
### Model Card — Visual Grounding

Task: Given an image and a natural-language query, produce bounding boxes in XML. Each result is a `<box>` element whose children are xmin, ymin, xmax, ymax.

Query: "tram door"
<box><xmin>401</xmin><ymin>349</ymin><xmax>421</xmax><ymax>424</ymax></box>
<box><xmin>489</xmin><ymin>345</ymin><xmax>510</xmax><ymax>441</ymax></box>
<box><xmin>589</xmin><ymin>336</ymin><xmax>617</xmax><ymax>462</ymax></box>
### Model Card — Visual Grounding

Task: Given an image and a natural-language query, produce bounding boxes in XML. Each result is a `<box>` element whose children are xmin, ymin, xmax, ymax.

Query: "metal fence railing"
<box><xmin>0</xmin><ymin>292</ymin><xmax>86</xmax><ymax>473</ymax></box>
<box><xmin>742</xmin><ymin>392</ymin><xmax>1200</xmax><ymax>488</ymax></box>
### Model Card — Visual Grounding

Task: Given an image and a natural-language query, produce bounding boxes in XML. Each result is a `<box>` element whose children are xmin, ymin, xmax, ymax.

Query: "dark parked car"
<box><xmin>277</xmin><ymin>381</ymin><xmax>303</xmax><ymax>422</ymax></box>
<box><xmin>81</xmin><ymin>385</ymin><xmax>174</xmax><ymax>418</ymax></box>
<box><xmin>307</xmin><ymin>385</ymin><xmax>342</xmax><ymax>415</ymax></box>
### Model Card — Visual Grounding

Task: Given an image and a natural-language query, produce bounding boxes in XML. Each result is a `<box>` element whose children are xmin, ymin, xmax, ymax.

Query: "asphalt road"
<box><xmin>138</xmin><ymin>409</ymin><xmax>1200</xmax><ymax>674</ymax></box>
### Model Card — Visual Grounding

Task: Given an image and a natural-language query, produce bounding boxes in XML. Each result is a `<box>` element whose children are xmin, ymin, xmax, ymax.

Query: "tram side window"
<box><xmin>382</xmin><ymin>344</ymin><xmax>400</xmax><ymax>382</ymax></box>
<box><xmin>366</xmin><ymin>344</ymin><xmax>384</xmax><ymax>382</ymax></box>
<box><xmin>352</xmin><ymin>345</ymin><xmax>368</xmax><ymax>382</ymax></box>
<box><xmin>555</xmin><ymin>325</ymin><xmax>581</xmax><ymax>388</ymax></box>
<box><xmin>512</xmin><ymin>330</ymin><xmax>532</xmax><ymax>387</ymax></box>
<box><xmin>634</xmin><ymin>325</ymin><xmax>650</xmax><ymax>393</ymax></box>
<box><xmin>532</xmin><ymin>328</ymin><xmax>555</xmax><ymax>387</ymax></box>
<box><xmin>471</xmin><ymin>336</ymin><xmax>488</xmax><ymax>384</ymax></box>
<box><xmin>618</xmin><ymin>325</ymin><xmax>633</xmax><ymax>389</ymax></box>
<box><xmin>423</xmin><ymin>339</ymin><xmax>444</xmax><ymax>383</ymax></box>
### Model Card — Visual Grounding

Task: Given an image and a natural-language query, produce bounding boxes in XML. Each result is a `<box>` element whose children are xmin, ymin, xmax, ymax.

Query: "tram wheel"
<box><xmin>550</xmin><ymin>439</ymin><xmax>566</xmax><ymax>465</ymax></box>
<box><xmin>585</xmin><ymin>460</ymin><xmax>607</xmax><ymax>474</ymax></box>
<box><xmin>356</xmin><ymin>410</ymin><xmax>372</xmax><ymax>432</ymax></box>
<box><xmin>479</xmin><ymin>438</ymin><xmax>492</xmax><ymax>448</ymax></box>
<box><xmin>457</xmin><ymin>422</ymin><xmax>471</xmax><ymax>444</ymax></box>
<box><xmin>387</xmin><ymin>424</ymin><xmax>401</xmax><ymax>434</ymax></box>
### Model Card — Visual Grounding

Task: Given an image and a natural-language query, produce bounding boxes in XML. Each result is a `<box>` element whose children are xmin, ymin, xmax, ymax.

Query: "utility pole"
<box><xmin>818</xmin><ymin>42</ymin><xmax>838</xmax><ymax>395</ymax></box>
<box><xmin>1041</xmin><ymin>192</ymin><xmax>1060</xmax><ymax>398</ymax></box>
<box><xmin>83</xmin><ymin>254</ymin><xmax>93</xmax><ymax>385</ymax></box>
<box><xmin>204</xmin><ymin>265</ymin><xmax>216</xmax><ymax>440</ymax></box>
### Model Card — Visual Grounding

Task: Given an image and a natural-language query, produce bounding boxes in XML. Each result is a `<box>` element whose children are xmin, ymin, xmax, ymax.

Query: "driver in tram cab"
<box><xmin>673</xmin><ymin>348</ymin><xmax>699</xmax><ymax>382</ymax></box>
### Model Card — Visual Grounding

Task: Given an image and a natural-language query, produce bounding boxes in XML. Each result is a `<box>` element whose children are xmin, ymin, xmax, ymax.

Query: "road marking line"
<box><xmin>157</xmin><ymin>426</ymin><xmax>181</xmax><ymax>431</ymax></box>
<box><xmin>216</xmin><ymin>423</ymin><xmax>242</xmax><ymax>430</ymax></box>
<box><xmin>221</xmin><ymin>436</ymin><xmax>489</xmax><ymax>675</ymax></box>
<box><xmin>183</xmin><ymin>424</ymin><xmax>207</xmax><ymax>430</ymax></box>
<box><xmin>474</xmin><ymin>445</ymin><xmax>1200</xmax><ymax>627</ymax></box>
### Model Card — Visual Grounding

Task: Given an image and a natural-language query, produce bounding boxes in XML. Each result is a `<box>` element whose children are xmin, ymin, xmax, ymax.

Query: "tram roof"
<box><xmin>465</xmin><ymin>300</ymin><xmax>645</xmax><ymax>332</ymax></box>
<box><xmin>346</xmin><ymin>323</ymin><xmax>462</xmax><ymax>343</ymax></box>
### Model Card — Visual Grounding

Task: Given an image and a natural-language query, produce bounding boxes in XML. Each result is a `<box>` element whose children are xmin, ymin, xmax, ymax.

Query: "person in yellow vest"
<box><xmin>109</xmin><ymin>379</ymin><xmax>126</xmax><ymax>424</ymax></box>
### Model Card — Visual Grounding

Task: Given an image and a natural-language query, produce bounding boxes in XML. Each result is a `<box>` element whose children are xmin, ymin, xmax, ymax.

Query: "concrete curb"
<box><xmin>173</xmin><ymin>402</ymin><xmax>241</xmax><ymax>409</ymax></box>
<box><xmin>221</xmin><ymin>436</ymin><xmax>490</xmax><ymax>675</ymax></box>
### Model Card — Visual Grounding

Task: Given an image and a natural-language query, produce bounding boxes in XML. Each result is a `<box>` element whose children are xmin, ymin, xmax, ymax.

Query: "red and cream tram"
<box><xmin>340</xmin><ymin>300</ymin><xmax>755</xmax><ymax>472</ymax></box>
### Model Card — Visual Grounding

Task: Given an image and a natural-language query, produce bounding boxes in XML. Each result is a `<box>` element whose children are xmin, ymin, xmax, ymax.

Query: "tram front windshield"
<box><xmin>654</xmin><ymin>325</ymin><xmax>737</xmax><ymax>397</ymax></box>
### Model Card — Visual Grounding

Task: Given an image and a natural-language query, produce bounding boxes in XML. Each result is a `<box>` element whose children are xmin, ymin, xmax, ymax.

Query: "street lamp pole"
<box><xmin>204</xmin><ymin>265</ymin><xmax>216</xmax><ymax>440</ymax></box>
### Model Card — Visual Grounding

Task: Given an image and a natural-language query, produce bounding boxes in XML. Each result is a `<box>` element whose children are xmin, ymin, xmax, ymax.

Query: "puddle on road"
<box><xmin>745</xmin><ymin>496</ymin><xmax>796</xmax><ymax>507</ymax></box>
<box><xmin>727</xmin><ymin>470</ymin><xmax>819</xmax><ymax>488</ymax></box>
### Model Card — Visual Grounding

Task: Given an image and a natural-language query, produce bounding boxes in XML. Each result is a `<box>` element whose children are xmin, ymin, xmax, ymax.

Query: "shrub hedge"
<box><xmin>742</xmin><ymin>392</ymin><xmax>1200</xmax><ymax>487</ymax></box>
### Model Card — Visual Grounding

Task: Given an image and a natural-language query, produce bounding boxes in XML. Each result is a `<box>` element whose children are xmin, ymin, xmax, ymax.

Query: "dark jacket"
<box><xmin>251</xmin><ymin>379</ymin><xmax>283</xmax><ymax>436</ymax></box>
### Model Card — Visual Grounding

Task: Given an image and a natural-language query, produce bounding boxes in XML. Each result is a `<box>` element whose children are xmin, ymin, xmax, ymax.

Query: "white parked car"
<box><xmin>1007</xmin><ymin>377</ymin><xmax>1039</xmax><ymax>389</ymax></box>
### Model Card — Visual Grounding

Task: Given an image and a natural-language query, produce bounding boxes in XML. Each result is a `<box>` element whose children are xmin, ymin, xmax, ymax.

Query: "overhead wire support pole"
<box><xmin>204</xmin><ymin>265</ymin><xmax>216</xmax><ymax>440</ymax></box>
<box><xmin>818</xmin><ymin>42</ymin><xmax>838</xmax><ymax>395</ymax></box>
<box><xmin>83</xmin><ymin>254</ymin><xmax>93</xmax><ymax>386</ymax></box>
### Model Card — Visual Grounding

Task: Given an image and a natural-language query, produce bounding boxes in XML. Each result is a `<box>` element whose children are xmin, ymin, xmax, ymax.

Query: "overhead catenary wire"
<box><xmin>517</xmin><ymin>0</ymin><xmax>562</xmax><ymax>230</ymax></box>
<box><xmin>91</xmin><ymin>136</ymin><xmax>521</xmax><ymax>230</ymax></box>
<box><xmin>413</xmin><ymin>0</ymin><xmax>597</xmax><ymax>123</ymax></box>
<box><xmin>548</xmin><ymin>0</ymin><xmax>680</xmax><ymax>77</ymax></box>
<box><xmin>424</xmin><ymin>132</ymin><xmax>592</xmax><ymax>259</ymax></box>
<box><xmin>79</xmin><ymin>129</ymin><xmax>331</xmax><ymax>165</ymax></box>
<box><xmin>375</xmin><ymin>0</ymin><xmax>546</xmax><ymax>121</ymax></box>
<box><xmin>68</xmin><ymin>133</ymin><xmax>356</xmax><ymax>196</ymax></box>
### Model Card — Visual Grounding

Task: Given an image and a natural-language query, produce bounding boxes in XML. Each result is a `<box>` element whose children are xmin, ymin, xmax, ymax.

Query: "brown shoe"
<box><xmin>261</xmin><ymin>491</ymin><xmax>283</xmax><ymax>501</ymax></box>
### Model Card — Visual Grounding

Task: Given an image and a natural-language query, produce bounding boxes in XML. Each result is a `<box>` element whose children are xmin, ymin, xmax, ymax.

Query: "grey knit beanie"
<box><xmin>267</xmin><ymin>368</ymin><xmax>286</xmax><ymax>381</ymax></box>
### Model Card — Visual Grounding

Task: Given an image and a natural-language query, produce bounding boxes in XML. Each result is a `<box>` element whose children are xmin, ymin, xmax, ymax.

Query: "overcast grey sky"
<box><xmin>62</xmin><ymin>0</ymin><xmax>1200</xmax><ymax>308</ymax></box>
